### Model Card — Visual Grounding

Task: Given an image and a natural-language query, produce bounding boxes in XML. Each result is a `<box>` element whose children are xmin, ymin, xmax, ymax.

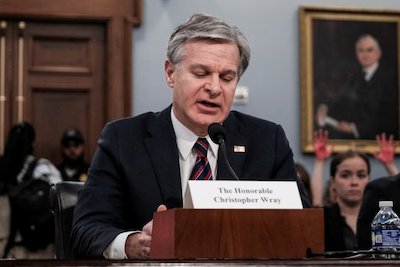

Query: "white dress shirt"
<box><xmin>103</xmin><ymin>108</ymin><xmax>219</xmax><ymax>259</ymax></box>
<box><xmin>363</xmin><ymin>62</ymin><xmax>378</xmax><ymax>82</ymax></box>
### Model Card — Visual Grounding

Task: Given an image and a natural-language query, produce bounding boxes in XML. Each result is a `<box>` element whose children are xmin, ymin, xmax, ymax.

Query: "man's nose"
<box><xmin>206</xmin><ymin>74</ymin><xmax>222</xmax><ymax>96</ymax></box>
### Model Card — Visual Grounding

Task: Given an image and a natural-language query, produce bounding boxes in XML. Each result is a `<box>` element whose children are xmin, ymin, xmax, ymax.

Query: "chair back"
<box><xmin>49</xmin><ymin>181</ymin><xmax>84</xmax><ymax>259</ymax></box>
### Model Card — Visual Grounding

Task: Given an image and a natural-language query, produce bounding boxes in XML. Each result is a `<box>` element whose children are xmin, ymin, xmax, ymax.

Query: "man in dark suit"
<box><xmin>316</xmin><ymin>34</ymin><xmax>399</xmax><ymax>140</ymax></box>
<box><xmin>71</xmin><ymin>13</ymin><xmax>310</xmax><ymax>259</ymax></box>
<box><xmin>357</xmin><ymin>174</ymin><xmax>400</xmax><ymax>249</ymax></box>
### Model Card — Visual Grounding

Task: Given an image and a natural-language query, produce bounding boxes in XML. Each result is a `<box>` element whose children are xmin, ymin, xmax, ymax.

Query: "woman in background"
<box><xmin>311</xmin><ymin>130</ymin><xmax>398</xmax><ymax>251</ymax></box>
<box><xmin>324</xmin><ymin>150</ymin><xmax>370</xmax><ymax>251</ymax></box>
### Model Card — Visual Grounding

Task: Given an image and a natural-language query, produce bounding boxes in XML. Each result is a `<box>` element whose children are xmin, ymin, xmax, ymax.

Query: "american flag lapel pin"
<box><xmin>234</xmin><ymin>145</ymin><xmax>245</xmax><ymax>153</ymax></box>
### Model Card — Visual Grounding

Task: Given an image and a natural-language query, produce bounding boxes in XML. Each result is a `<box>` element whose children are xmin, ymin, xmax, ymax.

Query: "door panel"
<box><xmin>31</xmin><ymin>36</ymin><xmax>91</xmax><ymax>73</ymax></box>
<box><xmin>33</xmin><ymin>90</ymin><xmax>89</xmax><ymax>164</ymax></box>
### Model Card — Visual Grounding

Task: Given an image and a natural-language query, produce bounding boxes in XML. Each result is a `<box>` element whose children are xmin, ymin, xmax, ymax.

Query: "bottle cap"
<box><xmin>379</xmin><ymin>201</ymin><xmax>393</xmax><ymax>207</ymax></box>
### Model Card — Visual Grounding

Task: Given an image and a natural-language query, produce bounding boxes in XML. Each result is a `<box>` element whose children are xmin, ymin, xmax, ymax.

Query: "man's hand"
<box><xmin>312</xmin><ymin>129</ymin><xmax>334</xmax><ymax>160</ymax></box>
<box><xmin>316</xmin><ymin>105</ymin><xmax>328</xmax><ymax>127</ymax></box>
<box><xmin>335</xmin><ymin>121</ymin><xmax>353</xmax><ymax>133</ymax></box>
<box><xmin>125</xmin><ymin>204</ymin><xmax>167</xmax><ymax>259</ymax></box>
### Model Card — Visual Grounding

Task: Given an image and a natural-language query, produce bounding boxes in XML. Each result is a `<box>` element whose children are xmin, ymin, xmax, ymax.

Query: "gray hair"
<box><xmin>167</xmin><ymin>13</ymin><xmax>250</xmax><ymax>78</ymax></box>
<box><xmin>356</xmin><ymin>34</ymin><xmax>381</xmax><ymax>52</ymax></box>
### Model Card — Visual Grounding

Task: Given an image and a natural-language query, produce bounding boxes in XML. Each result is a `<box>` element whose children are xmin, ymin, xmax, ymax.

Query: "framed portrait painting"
<box><xmin>300</xmin><ymin>6</ymin><xmax>400</xmax><ymax>153</ymax></box>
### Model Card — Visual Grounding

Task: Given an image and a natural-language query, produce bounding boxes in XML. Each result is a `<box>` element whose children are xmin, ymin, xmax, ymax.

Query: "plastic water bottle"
<box><xmin>371</xmin><ymin>201</ymin><xmax>400</xmax><ymax>258</ymax></box>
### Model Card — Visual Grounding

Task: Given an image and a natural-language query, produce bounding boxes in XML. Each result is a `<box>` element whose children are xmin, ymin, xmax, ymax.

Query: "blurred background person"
<box><xmin>57</xmin><ymin>127</ymin><xmax>90</xmax><ymax>182</ymax></box>
<box><xmin>295</xmin><ymin>163</ymin><xmax>312</xmax><ymax>204</ymax></box>
<box><xmin>0</xmin><ymin>122</ymin><xmax>62</xmax><ymax>259</ymax></box>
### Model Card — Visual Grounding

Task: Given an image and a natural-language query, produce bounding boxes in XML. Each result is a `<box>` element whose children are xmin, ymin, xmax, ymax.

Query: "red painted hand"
<box><xmin>373</xmin><ymin>133</ymin><xmax>398</xmax><ymax>163</ymax></box>
<box><xmin>312</xmin><ymin>129</ymin><xmax>334</xmax><ymax>160</ymax></box>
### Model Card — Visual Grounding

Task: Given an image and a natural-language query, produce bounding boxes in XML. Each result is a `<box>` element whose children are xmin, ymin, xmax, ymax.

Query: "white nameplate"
<box><xmin>184</xmin><ymin>180</ymin><xmax>302</xmax><ymax>209</ymax></box>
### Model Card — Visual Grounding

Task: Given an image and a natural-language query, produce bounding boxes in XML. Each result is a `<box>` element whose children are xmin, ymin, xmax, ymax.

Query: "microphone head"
<box><xmin>208</xmin><ymin>123</ymin><xmax>226</xmax><ymax>144</ymax></box>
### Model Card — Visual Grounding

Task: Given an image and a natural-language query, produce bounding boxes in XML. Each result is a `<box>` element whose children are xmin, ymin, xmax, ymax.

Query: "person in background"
<box><xmin>311</xmin><ymin>131</ymin><xmax>398</xmax><ymax>208</ymax></box>
<box><xmin>324</xmin><ymin>150</ymin><xmax>370</xmax><ymax>251</ymax></box>
<box><xmin>311</xmin><ymin>130</ymin><xmax>398</xmax><ymax>251</ymax></box>
<box><xmin>57</xmin><ymin>127</ymin><xmax>90</xmax><ymax>182</ymax></box>
<box><xmin>295</xmin><ymin>163</ymin><xmax>312</xmax><ymax>203</ymax></box>
<box><xmin>0</xmin><ymin>122</ymin><xmax>62</xmax><ymax>259</ymax></box>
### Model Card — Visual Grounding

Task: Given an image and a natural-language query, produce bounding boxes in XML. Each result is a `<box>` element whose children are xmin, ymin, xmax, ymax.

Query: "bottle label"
<box><xmin>372</xmin><ymin>229</ymin><xmax>400</xmax><ymax>248</ymax></box>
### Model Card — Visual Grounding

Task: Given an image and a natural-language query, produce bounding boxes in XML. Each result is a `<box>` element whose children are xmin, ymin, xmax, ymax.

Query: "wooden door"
<box><xmin>1</xmin><ymin>20</ymin><xmax>105</xmax><ymax>164</ymax></box>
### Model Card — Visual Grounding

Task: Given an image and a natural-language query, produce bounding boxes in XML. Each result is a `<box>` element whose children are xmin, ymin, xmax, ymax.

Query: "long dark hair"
<box><xmin>0</xmin><ymin>122</ymin><xmax>35</xmax><ymax>194</ymax></box>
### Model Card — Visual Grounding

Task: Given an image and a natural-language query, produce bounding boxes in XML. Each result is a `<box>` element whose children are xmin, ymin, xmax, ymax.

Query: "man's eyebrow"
<box><xmin>221</xmin><ymin>69</ymin><xmax>237</xmax><ymax>77</ymax></box>
<box><xmin>189</xmin><ymin>64</ymin><xmax>209</xmax><ymax>71</ymax></box>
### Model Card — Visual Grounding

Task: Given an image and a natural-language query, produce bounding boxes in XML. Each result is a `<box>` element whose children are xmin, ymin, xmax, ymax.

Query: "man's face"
<box><xmin>356</xmin><ymin>37</ymin><xmax>381</xmax><ymax>68</ymax></box>
<box><xmin>165</xmin><ymin>40</ymin><xmax>240</xmax><ymax>136</ymax></box>
<box><xmin>62</xmin><ymin>140</ymin><xmax>84</xmax><ymax>161</ymax></box>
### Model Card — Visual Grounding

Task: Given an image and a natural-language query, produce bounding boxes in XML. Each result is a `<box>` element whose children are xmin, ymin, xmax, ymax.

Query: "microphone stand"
<box><xmin>219</xmin><ymin>138</ymin><xmax>239</xmax><ymax>181</ymax></box>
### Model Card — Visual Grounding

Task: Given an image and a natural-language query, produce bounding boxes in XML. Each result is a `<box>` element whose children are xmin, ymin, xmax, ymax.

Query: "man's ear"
<box><xmin>165</xmin><ymin>60</ymin><xmax>175</xmax><ymax>88</ymax></box>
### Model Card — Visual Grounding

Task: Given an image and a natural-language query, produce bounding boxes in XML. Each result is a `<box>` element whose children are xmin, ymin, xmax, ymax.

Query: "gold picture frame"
<box><xmin>300</xmin><ymin>6</ymin><xmax>400</xmax><ymax>153</ymax></box>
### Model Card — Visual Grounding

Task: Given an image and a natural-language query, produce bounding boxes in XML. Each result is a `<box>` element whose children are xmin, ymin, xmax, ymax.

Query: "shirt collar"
<box><xmin>363</xmin><ymin>62</ymin><xmax>379</xmax><ymax>81</ymax></box>
<box><xmin>171</xmin><ymin>108</ymin><xmax>218</xmax><ymax>160</ymax></box>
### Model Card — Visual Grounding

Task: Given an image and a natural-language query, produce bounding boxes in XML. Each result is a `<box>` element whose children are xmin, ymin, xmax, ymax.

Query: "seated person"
<box><xmin>311</xmin><ymin>130</ymin><xmax>370</xmax><ymax>251</ymax></box>
<box><xmin>57</xmin><ymin>127</ymin><xmax>90</xmax><ymax>182</ymax></box>
<box><xmin>71</xmin><ymin>12</ymin><xmax>310</xmax><ymax>259</ymax></box>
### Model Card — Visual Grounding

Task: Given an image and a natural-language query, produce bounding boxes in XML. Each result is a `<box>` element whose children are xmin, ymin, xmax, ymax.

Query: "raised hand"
<box><xmin>373</xmin><ymin>133</ymin><xmax>399</xmax><ymax>176</ymax></box>
<box><xmin>312</xmin><ymin>129</ymin><xmax>334</xmax><ymax>160</ymax></box>
<box><xmin>373</xmin><ymin>133</ymin><xmax>398</xmax><ymax>163</ymax></box>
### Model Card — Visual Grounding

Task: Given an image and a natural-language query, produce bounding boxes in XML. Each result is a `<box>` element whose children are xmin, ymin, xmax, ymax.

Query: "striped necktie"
<box><xmin>190</xmin><ymin>138</ymin><xmax>212</xmax><ymax>180</ymax></box>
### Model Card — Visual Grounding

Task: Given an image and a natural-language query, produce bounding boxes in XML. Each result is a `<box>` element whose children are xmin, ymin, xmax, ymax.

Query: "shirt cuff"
<box><xmin>103</xmin><ymin>231</ymin><xmax>139</xmax><ymax>259</ymax></box>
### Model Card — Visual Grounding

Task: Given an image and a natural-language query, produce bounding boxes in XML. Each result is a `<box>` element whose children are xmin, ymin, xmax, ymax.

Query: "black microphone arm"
<box><xmin>208</xmin><ymin>123</ymin><xmax>240</xmax><ymax>181</ymax></box>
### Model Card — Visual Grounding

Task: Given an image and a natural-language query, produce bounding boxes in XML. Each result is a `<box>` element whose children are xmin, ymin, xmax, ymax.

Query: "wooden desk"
<box><xmin>0</xmin><ymin>259</ymin><xmax>398</xmax><ymax>267</ymax></box>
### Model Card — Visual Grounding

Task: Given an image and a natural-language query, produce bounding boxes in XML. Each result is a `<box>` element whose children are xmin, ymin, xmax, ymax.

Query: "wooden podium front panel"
<box><xmin>151</xmin><ymin>209</ymin><xmax>324</xmax><ymax>259</ymax></box>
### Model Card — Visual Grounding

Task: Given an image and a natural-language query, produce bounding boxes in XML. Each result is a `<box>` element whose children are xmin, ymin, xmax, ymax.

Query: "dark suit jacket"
<box><xmin>357</xmin><ymin>174</ymin><xmax>400</xmax><ymax>249</ymax></box>
<box><xmin>71</xmin><ymin>105</ymin><xmax>310</xmax><ymax>258</ymax></box>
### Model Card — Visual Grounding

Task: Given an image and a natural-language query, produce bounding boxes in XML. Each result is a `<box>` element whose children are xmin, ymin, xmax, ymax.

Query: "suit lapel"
<box><xmin>144</xmin><ymin>106</ymin><xmax>183</xmax><ymax>208</ymax></box>
<box><xmin>217</xmin><ymin>113</ymin><xmax>249</xmax><ymax>180</ymax></box>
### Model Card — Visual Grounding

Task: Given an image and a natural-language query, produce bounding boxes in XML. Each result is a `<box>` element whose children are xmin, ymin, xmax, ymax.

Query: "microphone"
<box><xmin>208</xmin><ymin>123</ymin><xmax>239</xmax><ymax>181</ymax></box>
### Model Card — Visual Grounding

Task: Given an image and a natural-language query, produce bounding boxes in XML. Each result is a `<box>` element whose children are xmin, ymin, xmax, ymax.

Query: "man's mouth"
<box><xmin>200</xmin><ymin>101</ymin><xmax>218</xmax><ymax>107</ymax></box>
